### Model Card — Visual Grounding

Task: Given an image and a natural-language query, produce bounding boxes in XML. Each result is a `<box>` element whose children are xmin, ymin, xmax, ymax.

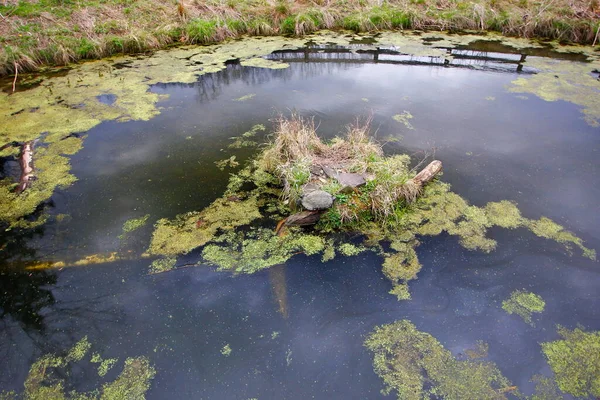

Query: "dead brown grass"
<box><xmin>0</xmin><ymin>0</ymin><xmax>598</xmax><ymax>75</ymax></box>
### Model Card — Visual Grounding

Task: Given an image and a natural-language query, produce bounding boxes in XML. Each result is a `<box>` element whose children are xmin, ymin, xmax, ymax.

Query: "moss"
<box><xmin>100</xmin><ymin>357</ymin><xmax>156</xmax><ymax>400</ymax></box>
<box><xmin>98</xmin><ymin>358</ymin><xmax>118</xmax><ymax>377</ymax></box>
<box><xmin>529</xmin><ymin>375</ymin><xmax>564</xmax><ymax>400</ymax></box>
<box><xmin>240</xmin><ymin>58</ymin><xmax>289</xmax><ymax>69</ymax></box>
<box><xmin>66</xmin><ymin>336</ymin><xmax>91</xmax><ymax>362</ymax></box>
<box><xmin>119</xmin><ymin>214</ymin><xmax>150</xmax><ymax>239</ymax></box>
<box><xmin>215</xmin><ymin>156</ymin><xmax>239</xmax><ymax>171</ymax></box>
<box><xmin>526</xmin><ymin>217</ymin><xmax>596</xmax><ymax>260</ymax></box>
<box><xmin>0</xmin><ymin>137</ymin><xmax>82</xmax><ymax>229</ymax></box>
<box><xmin>484</xmin><ymin>200</ymin><xmax>522</xmax><ymax>228</ymax></box>
<box><xmin>392</xmin><ymin>111</ymin><xmax>414</xmax><ymax>130</ymax></box>
<box><xmin>509</xmin><ymin>56</ymin><xmax>600</xmax><ymax>127</ymax></box>
<box><xmin>17</xmin><ymin>336</ymin><xmax>154</xmax><ymax>400</ymax></box>
<box><xmin>502</xmin><ymin>290</ymin><xmax>545</xmax><ymax>325</ymax></box>
<box><xmin>337</xmin><ymin>243</ymin><xmax>365</xmax><ymax>256</ymax></box>
<box><xmin>148</xmin><ymin>195</ymin><xmax>262</xmax><ymax>257</ymax></box>
<box><xmin>365</xmin><ymin>320</ymin><xmax>513</xmax><ymax>400</ymax></box>
<box><xmin>202</xmin><ymin>229</ymin><xmax>325</xmax><ymax>273</ymax></box>
<box><xmin>541</xmin><ymin>326</ymin><xmax>600</xmax><ymax>398</ymax></box>
<box><xmin>149</xmin><ymin>257</ymin><xmax>177</xmax><ymax>274</ymax></box>
<box><xmin>228</xmin><ymin>124</ymin><xmax>266</xmax><ymax>149</ymax></box>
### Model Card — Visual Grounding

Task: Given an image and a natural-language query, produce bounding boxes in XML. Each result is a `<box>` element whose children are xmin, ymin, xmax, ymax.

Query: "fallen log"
<box><xmin>410</xmin><ymin>160</ymin><xmax>442</xmax><ymax>187</ymax></box>
<box><xmin>276</xmin><ymin>210</ymin><xmax>323</xmax><ymax>234</ymax></box>
<box><xmin>15</xmin><ymin>140</ymin><xmax>35</xmax><ymax>194</ymax></box>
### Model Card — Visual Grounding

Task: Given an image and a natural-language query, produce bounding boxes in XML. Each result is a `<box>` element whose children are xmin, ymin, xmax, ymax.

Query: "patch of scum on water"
<box><xmin>1</xmin><ymin>31</ymin><xmax>599</xmax><ymax>228</ymax></box>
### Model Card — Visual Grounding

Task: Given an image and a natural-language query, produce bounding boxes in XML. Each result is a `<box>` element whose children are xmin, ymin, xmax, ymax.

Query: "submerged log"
<box><xmin>276</xmin><ymin>210</ymin><xmax>323</xmax><ymax>234</ymax></box>
<box><xmin>15</xmin><ymin>140</ymin><xmax>35</xmax><ymax>194</ymax></box>
<box><xmin>410</xmin><ymin>160</ymin><xmax>442</xmax><ymax>187</ymax></box>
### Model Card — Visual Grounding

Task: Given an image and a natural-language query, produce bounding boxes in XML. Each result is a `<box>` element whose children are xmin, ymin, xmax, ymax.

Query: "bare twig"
<box><xmin>593</xmin><ymin>24</ymin><xmax>600</xmax><ymax>46</ymax></box>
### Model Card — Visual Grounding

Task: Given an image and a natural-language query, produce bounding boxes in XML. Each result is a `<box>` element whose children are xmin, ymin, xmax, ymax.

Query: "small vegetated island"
<box><xmin>147</xmin><ymin>114</ymin><xmax>595</xmax><ymax>298</ymax></box>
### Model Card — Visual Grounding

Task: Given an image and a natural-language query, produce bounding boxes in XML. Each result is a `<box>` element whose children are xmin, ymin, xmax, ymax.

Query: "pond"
<box><xmin>0</xmin><ymin>31</ymin><xmax>599</xmax><ymax>399</ymax></box>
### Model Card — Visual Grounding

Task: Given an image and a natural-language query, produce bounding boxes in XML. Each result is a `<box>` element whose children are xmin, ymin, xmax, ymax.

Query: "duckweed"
<box><xmin>541</xmin><ymin>326</ymin><xmax>600</xmax><ymax>398</ymax></box>
<box><xmin>502</xmin><ymin>290</ymin><xmax>545</xmax><ymax>326</ymax></box>
<box><xmin>119</xmin><ymin>214</ymin><xmax>150</xmax><ymax>239</ymax></box>
<box><xmin>364</xmin><ymin>320</ymin><xmax>513</xmax><ymax>400</ymax></box>
<box><xmin>16</xmin><ymin>337</ymin><xmax>155</xmax><ymax>400</ymax></box>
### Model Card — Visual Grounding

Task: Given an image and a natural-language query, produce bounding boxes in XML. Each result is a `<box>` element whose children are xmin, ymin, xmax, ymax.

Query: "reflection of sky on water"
<box><xmin>1</xmin><ymin>51</ymin><xmax>599</xmax><ymax>398</ymax></box>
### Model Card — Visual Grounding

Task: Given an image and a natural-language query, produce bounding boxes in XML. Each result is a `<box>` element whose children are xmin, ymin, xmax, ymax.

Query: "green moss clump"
<box><xmin>17</xmin><ymin>336</ymin><xmax>155</xmax><ymax>400</ymax></box>
<box><xmin>392</xmin><ymin>111</ymin><xmax>414</xmax><ymax>130</ymax></box>
<box><xmin>149</xmin><ymin>257</ymin><xmax>177</xmax><ymax>274</ymax></box>
<box><xmin>484</xmin><ymin>200</ymin><xmax>522</xmax><ymax>229</ymax></box>
<box><xmin>66</xmin><ymin>336</ymin><xmax>92</xmax><ymax>362</ymax></box>
<box><xmin>148</xmin><ymin>195</ymin><xmax>262</xmax><ymax>257</ymax></box>
<box><xmin>100</xmin><ymin>357</ymin><xmax>156</xmax><ymax>400</ymax></box>
<box><xmin>541</xmin><ymin>326</ymin><xmax>600</xmax><ymax>398</ymax></box>
<box><xmin>202</xmin><ymin>229</ymin><xmax>324</xmax><ymax>274</ymax></box>
<box><xmin>502</xmin><ymin>290</ymin><xmax>545</xmax><ymax>326</ymax></box>
<box><xmin>364</xmin><ymin>320</ymin><xmax>513</xmax><ymax>400</ymax></box>
<box><xmin>98</xmin><ymin>358</ymin><xmax>118</xmax><ymax>377</ymax></box>
<box><xmin>526</xmin><ymin>217</ymin><xmax>596</xmax><ymax>260</ymax></box>
<box><xmin>338</xmin><ymin>243</ymin><xmax>365</xmax><ymax>256</ymax></box>
<box><xmin>529</xmin><ymin>375</ymin><xmax>564</xmax><ymax>400</ymax></box>
<box><xmin>0</xmin><ymin>137</ymin><xmax>82</xmax><ymax>229</ymax></box>
<box><xmin>119</xmin><ymin>214</ymin><xmax>150</xmax><ymax>239</ymax></box>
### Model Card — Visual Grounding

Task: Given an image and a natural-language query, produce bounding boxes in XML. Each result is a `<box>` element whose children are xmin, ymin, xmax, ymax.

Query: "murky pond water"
<box><xmin>1</xmin><ymin>32</ymin><xmax>599</xmax><ymax>399</ymax></box>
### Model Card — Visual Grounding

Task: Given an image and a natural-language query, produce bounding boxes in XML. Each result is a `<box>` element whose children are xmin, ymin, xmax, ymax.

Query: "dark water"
<box><xmin>1</xmin><ymin>44</ymin><xmax>599</xmax><ymax>399</ymax></box>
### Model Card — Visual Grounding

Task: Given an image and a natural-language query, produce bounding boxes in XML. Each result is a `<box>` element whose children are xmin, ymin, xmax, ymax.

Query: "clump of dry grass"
<box><xmin>259</xmin><ymin>114</ymin><xmax>421</xmax><ymax>219</ymax></box>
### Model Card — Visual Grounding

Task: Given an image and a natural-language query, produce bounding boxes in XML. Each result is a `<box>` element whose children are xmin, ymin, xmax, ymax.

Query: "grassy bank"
<box><xmin>0</xmin><ymin>0</ymin><xmax>598</xmax><ymax>76</ymax></box>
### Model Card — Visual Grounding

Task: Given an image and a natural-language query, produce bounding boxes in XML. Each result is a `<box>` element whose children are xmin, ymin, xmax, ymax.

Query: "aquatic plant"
<box><xmin>119</xmin><ymin>214</ymin><xmax>150</xmax><ymax>240</ymax></box>
<box><xmin>541</xmin><ymin>326</ymin><xmax>600</xmax><ymax>398</ymax></box>
<box><xmin>146</xmin><ymin>114</ymin><xmax>595</xmax><ymax>300</ymax></box>
<box><xmin>364</xmin><ymin>320</ymin><xmax>514</xmax><ymax>399</ymax></box>
<box><xmin>221</xmin><ymin>344</ymin><xmax>232</xmax><ymax>357</ymax></box>
<box><xmin>392</xmin><ymin>111</ymin><xmax>414</xmax><ymax>130</ymax></box>
<box><xmin>10</xmin><ymin>336</ymin><xmax>156</xmax><ymax>400</ymax></box>
<box><xmin>502</xmin><ymin>290</ymin><xmax>545</xmax><ymax>325</ymax></box>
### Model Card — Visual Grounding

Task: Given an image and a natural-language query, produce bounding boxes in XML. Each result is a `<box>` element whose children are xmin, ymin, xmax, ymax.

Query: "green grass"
<box><xmin>0</xmin><ymin>0</ymin><xmax>598</xmax><ymax>75</ymax></box>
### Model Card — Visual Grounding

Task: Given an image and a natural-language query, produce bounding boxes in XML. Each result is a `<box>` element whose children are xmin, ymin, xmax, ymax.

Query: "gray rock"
<box><xmin>336</xmin><ymin>172</ymin><xmax>366</xmax><ymax>188</ymax></box>
<box><xmin>302</xmin><ymin>182</ymin><xmax>320</xmax><ymax>194</ymax></box>
<box><xmin>322</xmin><ymin>165</ymin><xmax>339</xmax><ymax>179</ymax></box>
<box><xmin>301</xmin><ymin>190</ymin><xmax>334</xmax><ymax>210</ymax></box>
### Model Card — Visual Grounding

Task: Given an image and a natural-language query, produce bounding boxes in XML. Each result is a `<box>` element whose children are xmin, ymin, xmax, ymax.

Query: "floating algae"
<box><xmin>234</xmin><ymin>93</ymin><xmax>257</xmax><ymax>102</ymax></box>
<box><xmin>146</xmin><ymin>115</ymin><xmax>595</xmax><ymax>299</ymax></box>
<box><xmin>392</xmin><ymin>111</ymin><xmax>414</xmax><ymax>130</ymax></box>
<box><xmin>221</xmin><ymin>344</ymin><xmax>232</xmax><ymax>357</ymax></box>
<box><xmin>0</xmin><ymin>136</ymin><xmax>82</xmax><ymax>229</ymax></box>
<box><xmin>228</xmin><ymin>124</ymin><xmax>266</xmax><ymax>149</ymax></box>
<box><xmin>502</xmin><ymin>290</ymin><xmax>545</xmax><ymax>326</ymax></box>
<box><xmin>364</xmin><ymin>320</ymin><xmax>514</xmax><ymax>400</ymax></box>
<box><xmin>509</xmin><ymin>56</ymin><xmax>600</xmax><ymax>127</ymax></box>
<box><xmin>3</xmin><ymin>30</ymin><xmax>596</xmax><ymax>229</ymax></box>
<box><xmin>119</xmin><ymin>214</ymin><xmax>150</xmax><ymax>240</ymax></box>
<box><xmin>6</xmin><ymin>336</ymin><xmax>156</xmax><ymax>400</ymax></box>
<box><xmin>215</xmin><ymin>156</ymin><xmax>240</xmax><ymax>171</ymax></box>
<box><xmin>541</xmin><ymin>326</ymin><xmax>600</xmax><ymax>398</ymax></box>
